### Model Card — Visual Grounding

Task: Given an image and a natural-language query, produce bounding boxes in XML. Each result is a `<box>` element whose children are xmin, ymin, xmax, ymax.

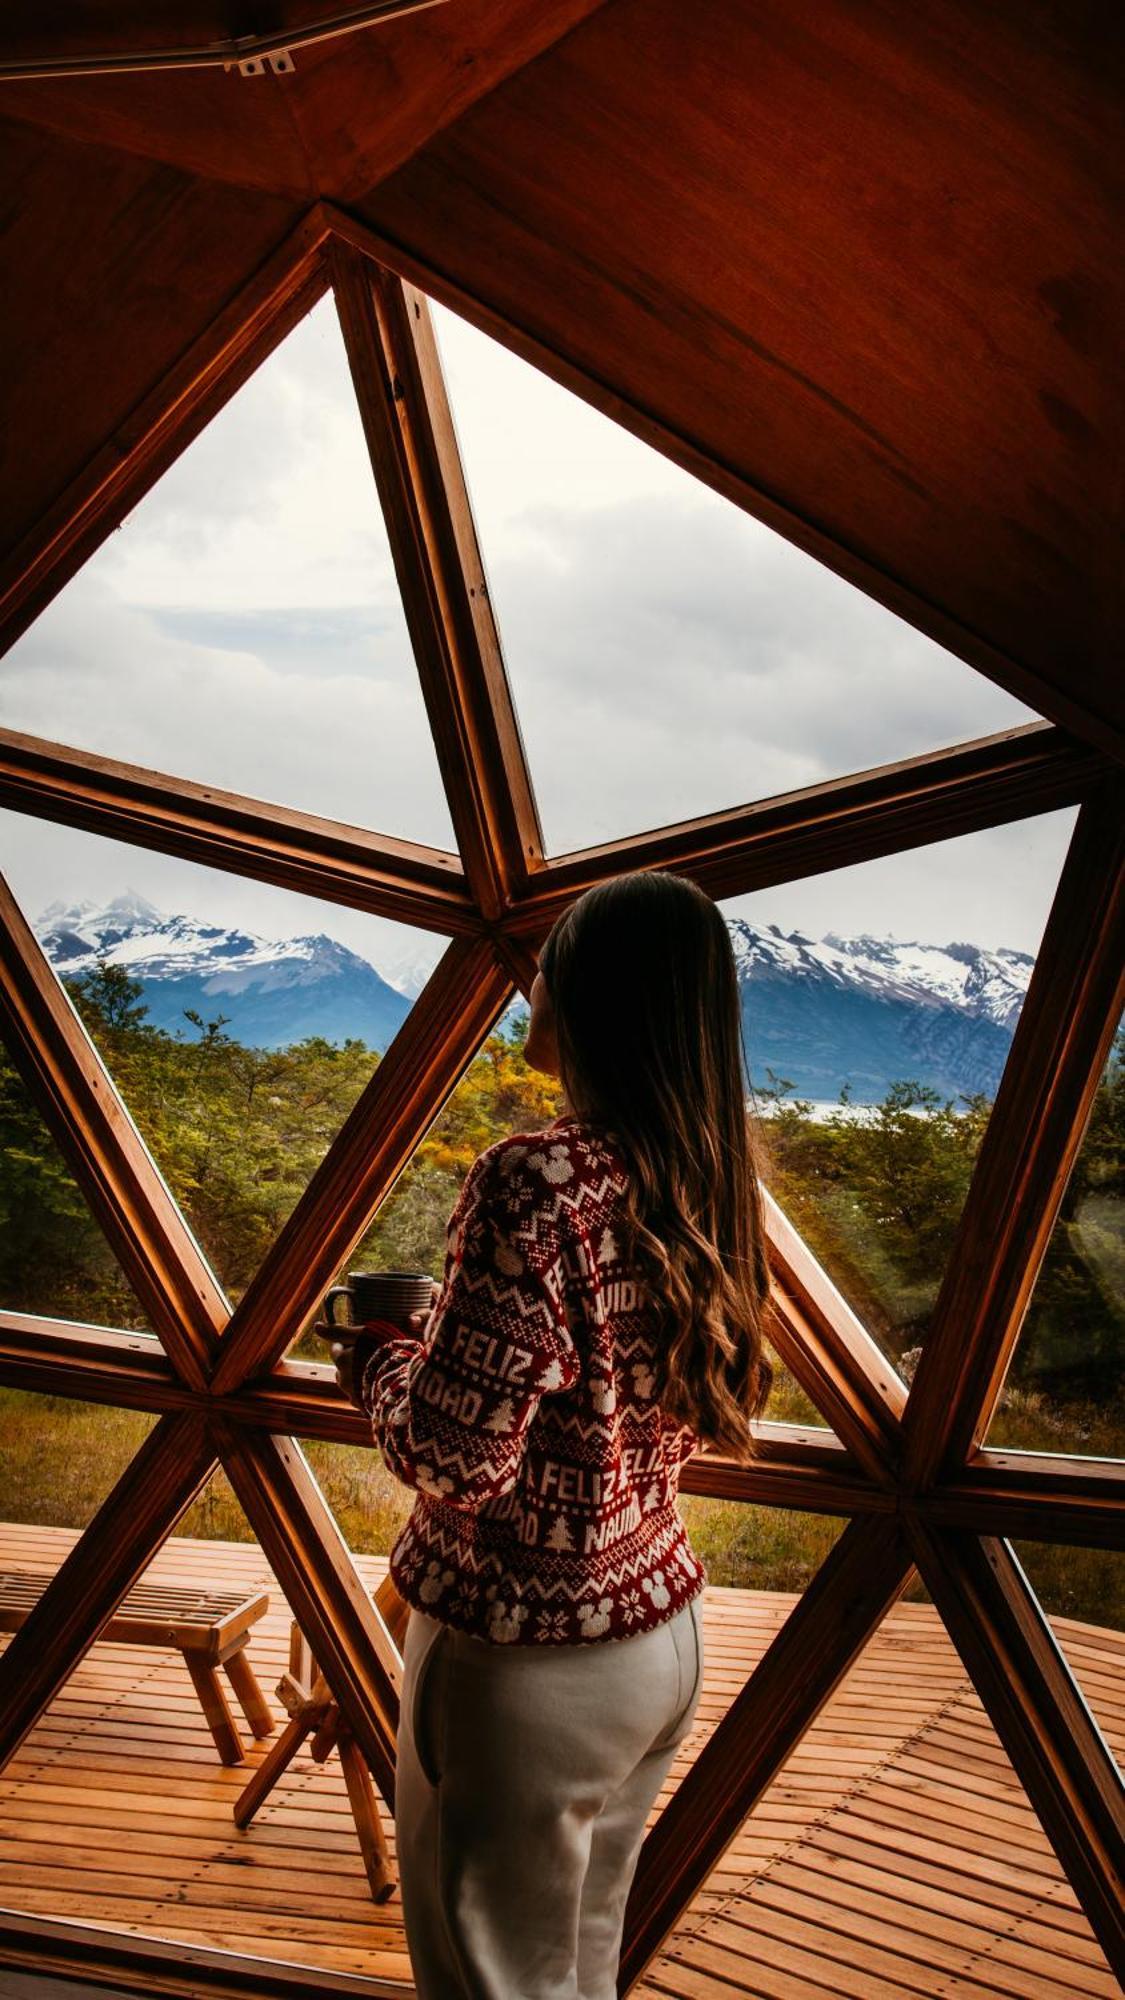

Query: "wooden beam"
<box><xmin>902</xmin><ymin>781</ymin><xmax>1125</xmax><ymax>1485</ymax></box>
<box><xmin>0</xmin><ymin>1906</ymin><xmax>410</xmax><ymax>1998</ymax></box>
<box><xmin>5</xmin><ymin>1316</ymin><xmax>1121</xmax><ymax>1542</ymax></box>
<box><xmin>0</xmin><ymin>209</ymin><xmax>330</xmax><ymax>657</ymax></box>
<box><xmin>503</xmin><ymin>723</ymin><xmax>1101</xmax><ymax>920</ymax></box>
<box><xmin>925</xmin><ymin>1449</ymin><xmax>1125</xmax><ymax>1552</ymax></box>
<box><xmin>0</xmin><ymin>727</ymin><xmax>473</xmax><ymax>934</ymax></box>
<box><xmin>0</xmin><ymin>717</ymin><xmax>1093</xmax><ymax>947</ymax></box>
<box><xmin>764</xmin><ymin>1190</ymin><xmax>905</xmax><ymax>1485</ymax></box>
<box><xmin>212</xmin><ymin>1421</ymin><xmax>401</xmax><ymax>1806</ymax></box>
<box><xmin>0</xmin><ymin>1410</ymin><xmax>215</xmax><ymax>1774</ymax></box>
<box><xmin>331</xmin><ymin>244</ymin><xmax>545</xmax><ymax>917</ymax></box>
<box><xmin>210</xmin><ymin>935</ymin><xmax>514</xmax><ymax>1394</ymax></box>
<box><xmin>618</xmin><ymin>1511</ymin><xmax>916</xmax><ymax>1992</ymax></box>
<box><xmin>0</xmin><ymin>871</ymin><xmax>227</xmax><ymax>1389</ymax></box>
<box><xmin>907</xmin><ymin>1522</ymin><xmax>1125</xmax><ymax>1983</ymax></box>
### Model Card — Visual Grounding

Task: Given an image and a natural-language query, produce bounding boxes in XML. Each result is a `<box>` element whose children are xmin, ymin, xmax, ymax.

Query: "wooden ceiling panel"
<box><xmin>0</xmin><ymin>1</ymin><xmax>609</xmax><ymax>199</ymax></box>
<box><xmin>0</xmin><ymin>117</ymin><xmax>302</xmax><ymax>572</ymax></box>
<box><xmin>354</xmin><ymin>0</ymin><xmax>1124</xmax><ymax>755</ymax></box>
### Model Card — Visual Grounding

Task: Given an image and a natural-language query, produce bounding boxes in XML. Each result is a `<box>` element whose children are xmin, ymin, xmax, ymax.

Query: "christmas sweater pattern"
<box><xmin>357</xmin><ymin>1114</ymin><xmax>708</xmax><ymax>1646</ymax></box>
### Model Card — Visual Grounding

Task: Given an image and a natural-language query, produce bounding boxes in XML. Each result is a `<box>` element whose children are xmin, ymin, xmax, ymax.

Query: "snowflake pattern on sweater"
<box><xmin>357</xmin><ymin>1113</ymin><xmax>708</xmax><ymax>1646</ymax></box>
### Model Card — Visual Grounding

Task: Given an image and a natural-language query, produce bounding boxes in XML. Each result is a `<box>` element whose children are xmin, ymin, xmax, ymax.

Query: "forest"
<box><xmin>1</xmin><ymin>957</ymin><xmax>1121</xmax><ymax>1630</ymax></box>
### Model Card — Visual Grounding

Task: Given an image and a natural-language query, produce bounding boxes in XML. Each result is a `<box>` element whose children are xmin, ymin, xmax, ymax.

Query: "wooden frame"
<box><xmin>0</xmin><ymin>218</ymin><xmax>1121</xmax><ymax>1991</ymax></box>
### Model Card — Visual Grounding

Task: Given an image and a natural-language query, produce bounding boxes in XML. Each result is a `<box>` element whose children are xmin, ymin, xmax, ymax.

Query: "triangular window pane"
<box><xmin>664</xmin><ymin>1587</ymin><xmax>1119</xmax><ymax>1996</ymax></box>
<box><xmin>720</xmin><ymin>808</ymin><xmax>1078</xmax><ymax>1384</ymax></box>
<box><xmin>0</xmin><ymin>1453</ymin><xmax>406</xmax><ymax>1978</ymax></box>
<box><xmin>0</xmin><ymin>1066</ymin><xmax>152</xmax><ymax>1334</ymax></box>
<box><xmin>431</xmin><ymin>300</ymin><xmax>1042</xmax><ymax>857</ymax></box>
<box><xmin>0</xmin><ymin>1388</ymin><xmax>158</xmax><ymax>1534</ymax></box>
<box><xmin>0</xmin><ymin>810</ymin><xmax>448</xmax><ymax>1308</ymax></box>
<box><xmin>986</xmin><ymin>1012</ymin><xmax>1124</xmax><ymax>1462</ymax></box>
<box><xmin>1</xmin><ymin>296</ymin><xmax>454</xmax><ymax>850</ymax></box>
<box><xmin>1012</xmin><ymin>1541</ymin><xmax>1122</xmax><ymax>1782</ymax></box>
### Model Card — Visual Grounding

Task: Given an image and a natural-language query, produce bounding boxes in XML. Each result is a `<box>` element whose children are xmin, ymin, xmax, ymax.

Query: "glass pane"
<box><xmin>1013</xmin><ymin>1542</ymin><xmax>1123</xmax><ymax>1778</ymax></box>
<box><xmin>431</xmin><ymin>298</ymin><xmax>1041</xmax><ymax>858</ymax></box>
<box><xmin>0</xmin><ymin>1385</ymin><xmax>157</xmax><ymax>1532</ymax></box>
<box><xmin>987</xmin><ymin>1014</ymin><xmax>1124</xmax><ymax>1462</ymax></box>
<box><xmin>1</xmin><ymin>295</ymin><xmax>455</xmax><ymax>850</ymax></box>
<box><xmin>0</xmin><ymin>810</ymin><xmax>449</xmax><ymax>1306</ymax></box>
<box><xmin>656</xmin><ymin>1574</ymin><xmax>1118</xmax><ymax>1999</ymax></box>
<box><xmin>723</xmin><ymin>810</ymin><xmax>1078</xmax><ymax>1378</ymax></box>
<box><xmin>0</xmin><ymin>1065</ymin><xmax>152</xmax><ymax>1333</ymax></box>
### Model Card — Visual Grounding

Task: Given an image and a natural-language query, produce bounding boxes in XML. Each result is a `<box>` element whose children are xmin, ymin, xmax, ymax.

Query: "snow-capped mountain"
<box><xmin>35</xmin><ymin>893</ymin><xmax>1034</xmax><ymax>1100</ymax></box>
<box><xmin>36</xmin><ymin>893</ymin><xmax>412</xmax><ymax>1052</ymax></box>
<box><xmin>727</xmin><ymin>918</ymin><xmax>1033</xmax><ymax>1102</ymax></box>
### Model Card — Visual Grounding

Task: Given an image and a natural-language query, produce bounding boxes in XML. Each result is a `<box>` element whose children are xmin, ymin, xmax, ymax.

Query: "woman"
<box><xmin>332</xmin><ymin>868</ymin><xmax>773</xmax><ymax>1999</ymax></box>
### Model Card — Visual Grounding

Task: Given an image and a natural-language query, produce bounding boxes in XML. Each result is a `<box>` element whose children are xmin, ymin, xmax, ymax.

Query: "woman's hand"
<box><xmin>331</xmin><ymin>1283</ymin><xmax>440</xmax><ymax>1406</ymax></box>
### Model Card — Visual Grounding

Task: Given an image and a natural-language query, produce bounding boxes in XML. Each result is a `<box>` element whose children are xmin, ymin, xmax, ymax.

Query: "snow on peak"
<box><xmin>728</xmin><ymin>917</ymin><xmax>1031</xmax><ymax>1029</ymax></box>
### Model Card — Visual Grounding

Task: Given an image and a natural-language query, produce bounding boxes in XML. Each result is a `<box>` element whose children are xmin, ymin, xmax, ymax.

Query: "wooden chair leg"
<box><xmin>339</xmin><ymin>1730</ymin><xmax>395</xmax><ymax>1903</ymax></box>
<box><xmin>234</xmin><ymin>1711</ymin><xmax>318</xmax><ymax>1829</ymax></box>
<box><xmin>289</xmin><ymin>1622</ymin><xmax>313</xmax><ymax>1683</ymax></box>
<box><xmin>374</xmin><ymin>1570</ymin><xmax>411</xmax><ymax>1656</ymax></box>
<box><xmin>310</xmin><ymin>1704</ymin><xmax>342</xmax><ymax>1763</ymax></box>
<box><xmin>183</xmin><ymin>1652</ymin><xmax>245</xmax><ymax>1766</ymax></box>
<box><xmin>223</xmin><ymin>1642</ymin><xmax>276</xmax><ymax>1738</ymax></box>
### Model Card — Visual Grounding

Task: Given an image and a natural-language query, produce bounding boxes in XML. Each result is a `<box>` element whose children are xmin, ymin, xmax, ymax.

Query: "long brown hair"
<box><xmin>537</xmin><ymin>868</ymin><xmax>773</xmax><ymax>1462</ymax></box>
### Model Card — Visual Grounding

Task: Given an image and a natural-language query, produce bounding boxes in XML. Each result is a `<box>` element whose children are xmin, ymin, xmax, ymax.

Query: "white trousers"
<box><xmin>395</xmin><ymin>1591</ymin><xmax>705</xmax><ymax>2000</ymax></box>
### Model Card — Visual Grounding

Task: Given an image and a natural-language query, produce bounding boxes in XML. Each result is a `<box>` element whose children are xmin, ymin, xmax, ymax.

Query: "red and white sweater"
<box><xmin>355</xmin><ymin>1113</ymin><xmax>708</xmax><ymax>1646</ymax></box>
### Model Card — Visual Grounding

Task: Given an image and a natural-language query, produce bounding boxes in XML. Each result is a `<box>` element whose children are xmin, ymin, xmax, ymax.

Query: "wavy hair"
<box><xmin>537</xmin><ymin>868</ymin><xmax>773</xmax><ymax>1462</ymax></box>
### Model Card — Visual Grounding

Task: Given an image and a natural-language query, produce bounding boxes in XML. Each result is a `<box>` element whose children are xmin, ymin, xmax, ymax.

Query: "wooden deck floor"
<box><xmin>0</xmin><ymin>1522</ymin><xmax>1120</xmax><ymax>1999</ymax></box>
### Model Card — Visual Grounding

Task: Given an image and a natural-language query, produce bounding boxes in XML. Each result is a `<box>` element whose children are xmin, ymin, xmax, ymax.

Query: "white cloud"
<box><xmin>0</xmin><ymin>289</ymin><xmax>1061</xmax><ymax>963</ymax></box>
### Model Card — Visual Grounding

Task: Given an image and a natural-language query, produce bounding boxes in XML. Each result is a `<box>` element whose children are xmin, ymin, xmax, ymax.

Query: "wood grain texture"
<box><xmin>0</xmin><ymin>1</ymin><xmax>608</xmax><ymax>198</ymax></box>
<box><xmin>332</xmin><ymin>249</ymin><xmax>544</xmax><ymax>916</ymax></box>
<box><xmin>619</xmin><ymin>1511</ymin><xmax>917</xmax><ymax>1990</ymax></box>
<box><xmin>0</xmin><ymin>727</ymin><xmax>472</xmax><ymax>934</ymax></box>
<box><xmin>210</xmin><ymin>1425</ymin><xmax>401</xmax><ymax>1806</ymax></box>
<box><xmin>0</xmin><ymin>119</ymin><xmax>307</xmax><ymax>644</ymax></box>
<box><xmin>500</xmin><ymin>723</ymin><xmax>1102</xmax><ymax>904</ymax></box>
<box><xmin>907</xmin><ymin>1522</ymin><xmax>1125</xmax><ymax>1983</ymax></box>
<box><xmin>2</xmin><ymin>1522</ymin><xmax>1120</xmax><ymax>1998</ymax></box>
<box><xmin>349</xmin><ymin>0</ymin><xmax>1124</xmax><ymax>756</ymax></box>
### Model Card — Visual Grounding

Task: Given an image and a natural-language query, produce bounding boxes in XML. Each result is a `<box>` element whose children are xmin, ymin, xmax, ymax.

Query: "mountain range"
<box><xmin>35</xmin><ymin>891</ymin><xmax>1035</xmax><ymax>1104</ymax></box>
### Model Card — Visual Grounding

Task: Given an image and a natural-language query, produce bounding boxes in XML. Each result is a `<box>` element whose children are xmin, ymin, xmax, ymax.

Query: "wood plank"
<box><xmin>1</xmin><ymin>1520</ymin><xmax>1119</xmax><ymax>1997</ymax></box>
<box><xmin>906</xmin><ymin>1524</ymin><xmax>1125</xmax><ymax>1983</ymax></box>
<box><xmin>0</xmin><ymin>1421</ymin><xmax>216</xmax><ymax>1773</ymax></box>
<box><xmin>620</xmin><ymin>1512</ymin><xmax>916</xmax><ymax>1988</ymax></box>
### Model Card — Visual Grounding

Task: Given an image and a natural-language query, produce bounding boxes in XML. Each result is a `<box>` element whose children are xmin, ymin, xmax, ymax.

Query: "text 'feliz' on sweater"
<box><xmin>354</xmin><ymin>1113</ymin><xmax>708</xmax><ymax>1646</ymax></box>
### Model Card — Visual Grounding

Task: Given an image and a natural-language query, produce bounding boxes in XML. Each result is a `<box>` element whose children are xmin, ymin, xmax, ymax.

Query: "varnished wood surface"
<box><xmin>355</xmin><ymin>0</ymin><xmax>1125</xmax><ymax>755</ymax></box>
<box><xmin>0</xmin><ymin>1523</ymin><xmax>1119</xmax><ymax>1998</ymax></box>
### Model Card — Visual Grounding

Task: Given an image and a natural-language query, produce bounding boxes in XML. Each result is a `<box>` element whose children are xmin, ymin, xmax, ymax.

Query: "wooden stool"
<box><xmin>233</xmin><ymin>1576</ymin><xmax>410</xmax><ymax>1903</ymax></box>
<box><xmin>0</xmin><ymin>1567</ymin><xmax>276</xmax><ymax>1767</ymax></box>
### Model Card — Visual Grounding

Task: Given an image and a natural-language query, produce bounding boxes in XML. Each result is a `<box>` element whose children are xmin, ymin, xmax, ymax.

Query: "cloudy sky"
<box><xmin>0</xmin><ymin>293</ymin><xmax>1076</xmax><ymax>982</ymax></box>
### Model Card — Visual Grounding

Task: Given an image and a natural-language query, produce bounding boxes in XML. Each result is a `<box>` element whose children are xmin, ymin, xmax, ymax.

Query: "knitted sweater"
<box><xmin>355</xmin><ymin>1112</ymin><xmax>708</xmax><ymax>1646</ymax></box>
